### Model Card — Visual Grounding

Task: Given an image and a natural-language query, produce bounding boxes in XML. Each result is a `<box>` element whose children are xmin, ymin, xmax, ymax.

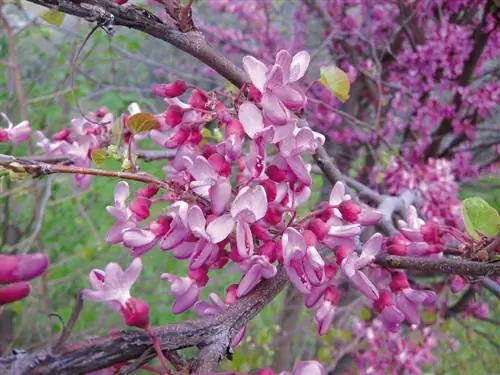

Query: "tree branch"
<box><xmin>0</xmin><ymin>269</ymin><xmax>289</xmax><ymax>374</ymax></box>
<box><xmin>375</xmin><ymin>255</ymin><xmax>500</xmax><ymax>277</ymax></box>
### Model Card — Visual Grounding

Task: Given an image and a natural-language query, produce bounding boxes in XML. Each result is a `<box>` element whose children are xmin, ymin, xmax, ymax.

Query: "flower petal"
<box><xmin>242</xmin><ymin>56</ymin><xmax>268</xmax><ymax>92</ymax></box>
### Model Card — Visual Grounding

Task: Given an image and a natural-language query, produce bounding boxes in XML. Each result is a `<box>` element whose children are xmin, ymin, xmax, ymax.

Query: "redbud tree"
<box><xmin>0</xmin><ymin>0</ymin><xmax>499</xmax><ymax>374</ymax></box>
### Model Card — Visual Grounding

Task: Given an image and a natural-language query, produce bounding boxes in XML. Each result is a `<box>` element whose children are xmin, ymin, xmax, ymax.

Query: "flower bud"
<box><xmin>121</xmin><ymin>297</ymin><xmax>150</xmax><ymax>328</ymax></box>
<box><xmin>151</xmin><ymin>80</ymin><xmax>188</xmax><ymax>98</ymax></box>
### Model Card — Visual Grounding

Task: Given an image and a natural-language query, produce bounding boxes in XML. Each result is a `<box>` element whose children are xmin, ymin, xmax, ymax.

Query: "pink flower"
<box><xmin>390</xmin><ymin>272</ymin><xmax>436</xmax><ymax>325</ymax></box>
<box><xmin>236</xmin><ymin>255</ymin><xmax>277</xmax><ymax>297</ymax></box>
<box><xmin>336</xmin><ymin>233</ymin><xmax>383</xmax><ymax>300</ymax></box>
<box><xmin>160</xmin><ymin>201</ymin><xmax>190</xmax><ymax>252</ymax></box>
<box><xmin>286</xmin><ymin>361</ymin><xmax>325</xmax><ymax>375</ymax></box>
<box><xmin>0</xmin><ymin>120</ymin><xmax>32</xmax><ymax>143</ymax></box>
<box><xmin>282</xmin><ymin>228</ymin><xmax>325</xmax><ymax>294</ymax></box>
<box><xmin>105</xmin><ymin>182</ymin><xmax>137</xmax><ymax>244</ymax></box>
<box><xmin>82</xmin><ymin>258</ymin><xmax>149</xmax><ymax>328</ymax></box>
<box><xmin>314</xmin><ymin>287</ymin><xmax>340</xmax><ymax>336</ymax></box>
<box><xmin>161</xmin><ymin>273</ymin><xmax>202</xmax><ymax>314</ymax></box>
<box><xmin>243</xmin><ymin>50</ymin><xmax>310</xmax><ymax>124</ymax></box>
<box><xmin>373</xmin><ymin>290</ymin><xmax>405</xmax><ymax>331</ymax></box>
<box><xmin>151</xmin><ymin>80</ymin><xmax>188</xmax><ymax>98</ymax></box>
<box><xmin>0</xmin><ymin>253</ymin><xmax>49</xmax><ymax>305</ymax></box>
<box><xmin>194</xmin><ymin>292</ymin><xmax>247</xmax><ymax>347</ymax></box>
<box><xmin>450</xmin><ymin>275</ymin><xmax>467</xmax><ymax>293</ymax></box>
<box><xmin>184</xmin><ymin>155</ymin><xmax>232</xmax><ymax>215</ymax></box>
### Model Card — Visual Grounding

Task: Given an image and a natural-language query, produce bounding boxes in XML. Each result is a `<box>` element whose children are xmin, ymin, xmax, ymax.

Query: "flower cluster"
<box><xmin>35</xmin><ymin>108</ymin><xmax>114</xmax><ymax>189</ymax></box>
<box><xmin>78</xmin><ymin>50</ymin><xmax>447</xmax><ymax>342</ymax></box>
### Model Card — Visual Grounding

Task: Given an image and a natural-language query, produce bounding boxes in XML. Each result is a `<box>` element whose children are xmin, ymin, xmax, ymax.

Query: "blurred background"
<box><xmin>0</xmin><ymin>1</ymin><xmax>499</xmax><ymax>374</ymax></box>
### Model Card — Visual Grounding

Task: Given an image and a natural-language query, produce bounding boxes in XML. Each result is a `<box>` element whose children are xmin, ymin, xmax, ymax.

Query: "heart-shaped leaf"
<box><xmin>41</xmin><ymin>11</ymin><xmax>65</xmax><ymax>27</ymax></box>
<box><xmin>91</xmin><ymin>149</ymin><xmax>107</xmax><ymax>166</ymax></box>
<box><xmin>319</xmin><ymin>66</ymin><xmax>350</xmax><ymax>102</ymax></box>
<box><xmin>461</xmin><ymin>197</ymin><xmax>500</xmax><ymax>240</ymax></box>
<box><xmin>127</xmin><ymin>113</ymin><xmax>160</xmax><ymax>134</ymax></box>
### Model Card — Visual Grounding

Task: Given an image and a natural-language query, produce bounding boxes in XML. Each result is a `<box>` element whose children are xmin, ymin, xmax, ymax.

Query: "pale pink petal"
<box><xmin>161</xmin><ymin>225</ymin><xmax>188</xmax><ymax>250</ymax></box>
<box><xmin>350</xmin><ymin>270</ymin><xmax>379</xmax><ymax>300</ymax></box>
<box><xmin>396</xmin><ymin>294</ymin><xmax>420</xmax><ymax>324</ymax></box>
<box><xmin>122</xmin><ymin>258</ymin><xmax>143</xmax><ymax>290</ymax></box>
<box><xmin>261</xmin><ymin>92</ymin><xmax>289</xmax><ymax>125</ymax></box>
<box><xmin>275</xmin><ymin>50</ymin><xmax>292</xmax><ymax>80</ymax></box>
<box><xmin>273</xmin><ymin>85</ymin><xmax>306</xmax><ymax>109</ymax></box>
<box><xmin>282</xmin><ymin>228</ymin><xmax>306</xmax><ymax>263</ymax></box>
<box><xmin>286</xmin><ymin>154</ymin><xmax>312</xmax><ymax>186</ymax></box>
<box><xmin>206</xmin><ymin>214</ymin><xmax>235</xmax><ymax>243</ymax></box>
<box><xmin>237</xmin><ymin>264</ymin><xmax>263</xmax><ymax>297</ymax></box>
<box><xmin>293</xmin><ymin>360</ymin><xmax>325</xmax><ymax>375</ymax></box>
<box><xmin>341</xmin><ymin>253</ymin><xmax>359</xmax><ymax>278</ymax></box>
<box><xmin>210</xmin><ymin>179</ymin><xmax>232</xmax><ymax>215</ymax></box>
<box><xmin>169</xmin><ymin>241</ymin><xmax>195</xmax><ymax>259</ymax></box>
<box><xmin>289</xmin><ymin>51</ymin><xmax>311</xmax><ymax>82</ymax></box>
<box><xmin>231</xmin><ymin>326</ymin><xmax>246</xmax><ymax>347</ymax></box>
<box><xmin>103</xmin><ymin>263</ymin><xmax>123</xmax><ymax>290</ymax></box>
<box><xmin>315</xmin><ymin>301</ymin><xmax>335</xmax><ymax>336</ymax></box>
<box><xmin>122</xmin><ymin>229</ymin><xmax>156</xmax><ymax>248</ymax></box>
<box><xmin>242</xmin><ymin>56</ymin><xmax>268</xmax><ymax>92</ymax></box>
<box><xmin>236</xmin><ymin>221</ymin><xmax>254</xmax><ymax>258</ymax></box>
<box><xmin>238</xmin><ymin>102</ymin><xmax>264</xmax><ymax>139</ymax></box>
<box><xmin>357</xmin><ymin>233</ymin><xmax>382</xmax><ymax>268</ymax></box>
<box><xmin>150</xmin><ymin>129</ymin><xmax>171</xmax><ymax>147</ymax></box>
<box><xmin>187</xmin><ymin>206</ymin><xmax>208</xmax><ymax>239</ymax></box>
<box><xmin>114</xmin><ymin>181</ymin><xmax>130</xmax><ymax>206</ymax></box>
<box><xmin>190</xmin><ymin>240</ymin><xmax>217</xmax><ymax>269</ymax></box>
<box><xmin>105</xmin><ymin>221</ymin><xmax>130</xmax><ymax>244</ymax></box>
<box><xmin>329</xmin><ymin>181</ymin><xmax>345</xmax><ymax>205</ymax></box>
<box><xmin>265</xmin><ymin>65</ymin><xmax>284</xmax><ymax>89</ymax></box>
<box><xmin>305</xmin><ymin>285</ymin><xmax>327</xmax><ymax>308</ymax></box>
<box><xmin>358</xmin><ymin>209</ymin><xmax>382</xmax><ymax>226</ymax></box>
<box><xmin>9</xmin><ymin>121</ymin><xmax>32</xmax><ymax>143</ymax></box>
<box><xmin>328</xmin><ymin>224</ymin><xmax>361</xmax><ymax>237</ymax></box>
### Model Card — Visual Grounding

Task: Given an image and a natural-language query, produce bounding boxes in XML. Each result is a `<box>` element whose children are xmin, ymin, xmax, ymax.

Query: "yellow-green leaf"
<box><xmin>462</xmin><ymin>197</ymin><xmax>500</xmax><ymax>240</ymax></box>
<box><xmin>41</xmin><ymin>11</ymin><xmax>65</xmax><ymax>27</ymax></box>
<box><xmin>91</xmin><ymin>149</ymin><xmax>107</xmax><ymax>166</ymax></box>
<box><xmin>128</xmin><ymin>112</ymin><xmax>160</xmax><ymax>134</ymax></box>
<box><xmin>319</xmin><ymin>65</ymin><xmax>351</xmax><ymax>102</ymax></box>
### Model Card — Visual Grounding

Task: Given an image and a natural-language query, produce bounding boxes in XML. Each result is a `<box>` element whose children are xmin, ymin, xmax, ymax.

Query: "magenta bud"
<box><xmin>0</xmin><ymin>282</ymin><xmax>31</xmax><ymax>305</ymax></box>
<box><xmin>165</xmin><ymin>105</ymin><xmax>184</xmax><ymax>127</ymax></box>
<box><xmin>0</xmin><ymin>253</ymin><xmax>49</xmax><ymax>284</ymax></box>
<box><xmin>208</xmin><ymin>153</ymin><xmax>231</xmax><ymax>177</ymax></box>
<box><xmin>122</xmin><ymin>297</ymin><xmax>150</xmax><ymax>328</ymax></box>
<box><xmin>338</xmin><ymin>200</ymin><xmax>361</xmax><ymax>222</ymax></box>
<box><xmin>188</xmin><ymin>89</ymin><xmax>208</xmax><ymax>109</ymax></box>
<box><xmin>373</xmin><ymin>290</ymin><xmax>394</xmax><ymax>313</ymax></box>
<box><xmin>137</xmin><ymin>184</ymin><xmax>159</xmax><ymax>198</ymax></box>
<box><xmin>389</xmin><ymin>272</ymin><xmax>410</xmax><ymax>292</ymax></box>
<box><xmin>151</xmin><ymin>80</ymin><xmax>188</xmax><ymax>98</ymax></box>
<box><xmin>129</xmin><ymin>197</ymin><xmax>151</xmax><ymax>221</ymax></box>
<box><xmin>52</xmin><ymin>128</ymin><xmax>71</xmax><ymax>141</ymax></box>
<box><xmin>307</xmin><ymin>219</ymin><xmax>329</xmax><ymax>241</ymax></box>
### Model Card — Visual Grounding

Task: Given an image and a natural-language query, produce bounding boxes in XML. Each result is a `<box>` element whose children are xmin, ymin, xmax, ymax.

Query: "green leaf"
<box><xmin>91</xmin><ymin>149</ymin><xmax>107</xmax><ymax>167</ymax></box>
<box><xmin>461</xmin><ymin>197</ymin><xmax>500</xmax><ymax>240</ymax></box>
<box><xmin>41</xmin><ymin>11</ymin><xmax>65</xmax><ymax>27</ymax></box>
<box><xmin>318</xmin><ymin>65</ymin><xmax>350</xmax><ymax>102</ymax></box>
<box><xmin>127</xmin><ymin>112</ymin><xmax>160</xmax><ymax>134</ymax></box>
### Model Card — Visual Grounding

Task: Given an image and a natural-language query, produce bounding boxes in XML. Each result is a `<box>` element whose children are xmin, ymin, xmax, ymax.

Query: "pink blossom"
<box><xmin>82</xmin><ymin>258</ymin><xmax>149</xmax><ymax>328</ymax></box>
<box><xmin>243</xmin><ymin>50</ymin><xmax>310</xmax><ymax>124</ymax></box>
<box><xmin>282</xmin><ymin>228</ymin><xmax>325</xmax><ymax>294</ymax></box>
<box><xmin>390</xmin><ymin>272</ymin><xmax>436</xmax><ymax>325</ymax></box>
<box><xmin>336</xmin><ymin>233</ymin><xmax>383</xmax><ymax>300</ymax></box>
<box><xmin>0</xmin><ymin>119</ymin><xmax>32</xmax><ymax>143</ymax></box>
<box><xmin>184</xmin><ymin>155</ymin><xmax>232</xmax><ymax>215</ymax></box>
<box><xmin>236</xmin><ymin>255</ymin><xmax>277</xmax><ymax>297</ymax></box>
<box><xmin>161</xmin><ymin>273</ymin><xmax>202</xmax><ymax>314</ymax></box>
<box><xmin>373</xmin><ymin>290</ymin><xmax>405</xmax><ymax>331</ymax></box>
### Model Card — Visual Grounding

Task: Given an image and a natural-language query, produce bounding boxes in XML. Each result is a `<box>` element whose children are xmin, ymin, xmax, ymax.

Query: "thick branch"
<box><xmin>0</xmin><ymin>270</ymin><xmax>289</xmax><ymax>374</ymax></box>
<box><xmin>375</xmin><ymin>255</ymin><xmax>500</xmax><ymax>277</ymax></box>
